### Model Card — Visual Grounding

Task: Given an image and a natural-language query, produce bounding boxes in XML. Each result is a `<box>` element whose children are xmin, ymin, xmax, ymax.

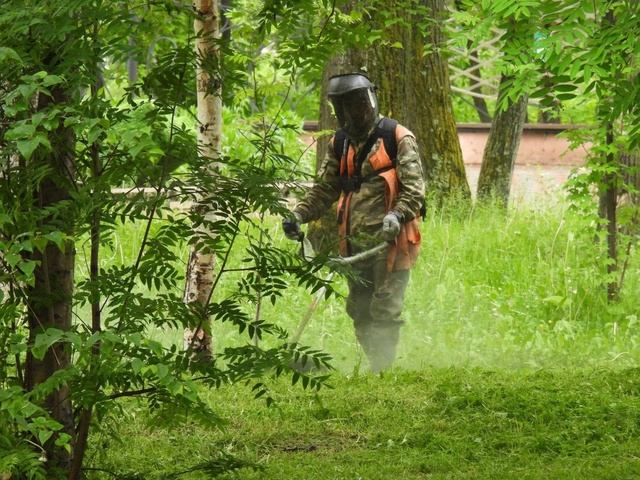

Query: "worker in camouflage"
<box><xmin>283</xmin><ymin>72</ymin><xmax>425</xmax><ymax>374</ymax></box>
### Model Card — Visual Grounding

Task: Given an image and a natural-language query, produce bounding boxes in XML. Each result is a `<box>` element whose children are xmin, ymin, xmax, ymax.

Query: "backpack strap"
<box><xmin>333</xmin><ymin>128</ymin><xmax>348</xmax><ymax>165</ymax></box>
<box><xmin>378</xmin><ymin>117</ymin><xmax>398</xmax><ymax>162</ymax></box>
<box><xmin>378</xmin><ymin>117</ymin><xmax>426</xmax><ymax>219</ymax></box>
<box><xmin>335</xmin><ymin>118</ymin><xmax>399</xmax><ymax>194</ymax></box>
<box><xmin>357</xmin><ymin>117</ymin><xmax>399</xmax><ymax>185</ymax></box>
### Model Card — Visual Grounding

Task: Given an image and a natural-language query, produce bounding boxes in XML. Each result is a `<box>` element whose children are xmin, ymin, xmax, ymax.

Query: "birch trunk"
<box><xmin>183</xmin><ymin>0</ymin><xmax>222</xmax><ymax>358</ymax></box>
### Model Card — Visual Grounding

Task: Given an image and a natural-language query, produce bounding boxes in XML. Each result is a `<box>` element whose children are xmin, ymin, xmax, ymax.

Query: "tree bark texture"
<box><xmin>476</xmin><ymin>74</ymin><xmax>529</xmax><ymax>208</ymax></box>
<box><xmin>318</xmin><ymin>0</ymin><xmax>470</xmax><ymax>203</ymax></box>
<box><xmin>309</xmin><ymin>0</ymin><xmax>470</xmax><ymax>250</ymax></box>
<box><xmin>183</xmin><ymin>0</ymin><xmax>222</xmax><ymax>358</ymax></box>
<box><xmin>24</xmin><ymin>86</ymin><xmax>76</xmax><ymax>473</ymax></box>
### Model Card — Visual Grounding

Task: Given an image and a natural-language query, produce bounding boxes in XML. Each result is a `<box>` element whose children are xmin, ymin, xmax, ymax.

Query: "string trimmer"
<box><xmin>289</xmin><ymin>233</ymin><xmax>389</xmax><ymax>345</ymax></box>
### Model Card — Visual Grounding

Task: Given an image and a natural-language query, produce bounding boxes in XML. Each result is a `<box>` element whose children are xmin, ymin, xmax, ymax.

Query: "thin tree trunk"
<box><xmin>476</xmin><ymin>74</ymin><xmax>529</xmax><ymax>208</ymax></box>
<box><xmin>24</xmin><ymin>86</ymin><xmax>76</xmax><ymax>473</ymax></box>
<box><xmin>467</xmin><ymin>42</ymin><xmax>492</xmax><ymax>123</ymax></box>
<box><xmin>183</xmin><ymin>0</ymin><xmax>222</xmax><ymax>359</ymax></box>
<box><xmin>604</xmin><ymin>122</ymin><xmax>618</xmax><ymax>301</ymax></box>
<box><xmin>68</xmin><ymin>64</ymin><xmax>105</xmax><ymax>478</ymax></box>
<box><xmin>598</xmin><ymin>9</ymin><xmax>619</xmax><ymax>301</ymax></box>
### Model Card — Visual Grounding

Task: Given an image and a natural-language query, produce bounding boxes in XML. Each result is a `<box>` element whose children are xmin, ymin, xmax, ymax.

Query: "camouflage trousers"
<box><xmin>345</xmin><ymin>259</ymin><xmax>410</xmax><ymax>374</ymax></box>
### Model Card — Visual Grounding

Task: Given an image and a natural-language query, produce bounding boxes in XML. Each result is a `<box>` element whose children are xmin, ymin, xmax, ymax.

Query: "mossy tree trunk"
<box><xmin>476</xmin><ymin>74</ymin><xmax>529</xmax><ymax>209</ymax></box>
<box><xmin>371</xmin><ymin>0</ymin><xmax>471</xmax><ymax>204</ymax></box>
<box><xmin>309</xmin><ymin>0</ymin><xmax>470</xmax><ymax>249</ymax></box>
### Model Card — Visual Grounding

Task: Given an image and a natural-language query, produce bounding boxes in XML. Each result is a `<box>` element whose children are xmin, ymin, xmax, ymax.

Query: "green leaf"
<box><xmin>0</xmin><ymin>47</ymin><xmax>23</xmax><ymax>65</ymax></box>
<box><xmin>87</xmin><ymin>125</ymin><xmax>103</xmax><ymax>145</ymax></box>
<box><xmin>32</xmin><ymin>328</ymin><xmax>65</xmax><ymax>360</ymax></box>
<box><xmin>38</xmin><ymin>429</ymin><xmax>53</xmax><ymax>445</ymax></box>
<box><xmin>5</xmin><ymin>123</ymin><xmax>35</xmax><ymax>140</ymax></box>
<box><xmin>543</xmin><ymin>295</ymin><xmax>565</xmax><ymax>306</ymax></box>
<box><xmin>128</xmin><ymin>138</ymin><xmax>155</xmax><ymax>158</ymax></box>
<box><xmin>5</xmin><ymin>252</ymin><xmax>21</xmax><ymax>268</ymax></box>
<box><xmin>555</xmin><ymin>93</ymin><xmax>577</xmax><ymax>101</ymax></box>
<box><xmin>146</xmin><ymin>340</ymin><xmax>164</xmax><ymax>356</ymax></box>
<box><xmin>43</xmin><ymin>74</ymin><xmax>63</xmax><ymax>86</ymax></box>
<box><xmin>554</xmin><ymin>84</ymin><xmax>578</xmax><ymax>93</ymax></box>
<box><xmin>157</xmin><ymin>363</ymin><xmax>169</xmax><ymax>379</ymax></box>
<box><xmin>44</xmin><ymin>231</ymin><xmax>66</xmax><ymax>249</ymax></box>
<box><xmin>32</xmin><ymin>236</ymin><xmax>49</xmax><ymax>253</ymax></box>
<box><xmin>16</xmin><ymin>134</ymin><xmax>50</xmax><ymax>161</ymax></box>
<box><xmin>131</xmin><ymin>358</ymin><xmax>144</xmax><ymax>374</ymax></box>
<box><xmin>530</xmin><ymin>86</ymin><xmax>551</xmax><ymax>99</ymax></box>
<box><xmin>55</xmin><ymin>433</ymin><xmax>72</xmax><ymax>450</ymax></box>
<box><xmin>18</xmin><ymin>260</ymin><xmax>37</xmax><ymax>275</ymax></box>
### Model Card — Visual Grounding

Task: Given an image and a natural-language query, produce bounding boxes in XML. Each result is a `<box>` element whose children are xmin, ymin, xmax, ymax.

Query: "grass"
<box><xmin>84</xmin><ymin>195</ymin><xmax>640</xmax><ymax>479</ymax></box>
<box><xmin>90</xmin><ymin>367</ymin><xmax>640</xmax><ymax>479</ymax></box>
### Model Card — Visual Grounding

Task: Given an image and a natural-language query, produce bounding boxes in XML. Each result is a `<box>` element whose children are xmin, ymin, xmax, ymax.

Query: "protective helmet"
<box><xmin>328</xmin><ymin>73</ymin><xmax>379</xmax><ymax>140</ymax></box>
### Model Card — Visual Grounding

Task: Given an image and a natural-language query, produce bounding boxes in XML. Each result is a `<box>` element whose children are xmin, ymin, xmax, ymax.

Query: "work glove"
<box><xmin>283</xmin><ymin>211</ymin><xmax>303</xmax><ymax>240</ymax></box>
<box><xmin>381</xmin><ymin>211</ymin><xmax>402</xmax><ymax>241</ymax></box>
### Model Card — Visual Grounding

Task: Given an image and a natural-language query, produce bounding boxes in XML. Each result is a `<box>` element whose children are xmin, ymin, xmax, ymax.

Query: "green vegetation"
<box><xmin>2</xmin><ymin>1</ymin><xmax>640</xmax><ymax>478</ymax></box>
<box><xmin>90</xmin><ymin>367</ymin><xmax>640</xmax><ymax>480</ymax></box>
<box><xmin>181</xmin><ymin>193</ymin><xmax>640</xmax><ymax>373</ymax></box>
<box><xmin>80</xmin><ymin>195</ymin><xmax>640</xmax><ymax>478</ymax></box>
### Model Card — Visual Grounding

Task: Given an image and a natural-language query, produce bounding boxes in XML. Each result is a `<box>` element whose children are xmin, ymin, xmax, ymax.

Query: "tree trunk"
<box><xmin>309</xmin><ymin>0</ymin><xmax>470</xmax><ymax>250</ymax></box>
<box><xmin>183</xmin><ymin>0</ymin><xmax>222</xmax><ymax>358</ymax></box>
<box><xmin>24</xmin><ymin>86</ymin><xmax>76</xmax><ymax>473</ymax></box>
<box><xmin>601</xmin><ymin>122</ymin><xmax>618</xmax><ymax>301</ymax></box>
<box><xmin>467</xmin><ymin>42</ymin><xmax>492</xmax><ymax>123</ymax></box>
<box><xmin>476</xmin><ymin>74</ymin><xmax>529</xmax><ymax>208</ymax></box>
<box><xmin>379</xmin><ymin>0</ymin><xmax>470</xmax><ymax>203</ymax></box>
<box><xmin>313</xmin><ymin>0</ymin><xmax>469</xmax><ymax>230</ymax></box>
<box><xmin>371</xmin><ymin>0</ymin><xmax>470</xmax><ymax>203</ymax></box>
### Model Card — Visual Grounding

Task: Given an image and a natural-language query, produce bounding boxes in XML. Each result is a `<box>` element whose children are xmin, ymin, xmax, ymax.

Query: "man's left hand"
<box><xmin>381</xmin><ymin>211</ymin><xmax>402</xmax><ymax>241</ymax></box>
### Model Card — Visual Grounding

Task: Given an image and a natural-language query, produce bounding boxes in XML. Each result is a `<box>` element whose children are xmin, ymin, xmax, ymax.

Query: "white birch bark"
<box><xmin>183</xmin><ymin>0</ymin><xmax>222</xmax><ymax>357</ymax></box>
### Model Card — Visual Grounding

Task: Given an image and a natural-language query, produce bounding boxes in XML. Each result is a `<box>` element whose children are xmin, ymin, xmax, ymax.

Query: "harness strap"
<box><xmin>334</xmin><ymin>117</ymin><xmax>422</xmax><ymax>267</ymax></box>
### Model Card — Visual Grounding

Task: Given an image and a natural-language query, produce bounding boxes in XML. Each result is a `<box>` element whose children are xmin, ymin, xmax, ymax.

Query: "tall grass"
<box><xmin>400</xmin><ymin>199</ymin><xmax>640</xmax><ymax>370</ymax></box>
<box><xmin>83</xmin><ymin>197</ymin><xmax>640</xmax><ymax>479</ymax></box>
<box><xmin>93</xmin><ymin>196</ymin><xmax>640</xmax><ymax>373</ymax></box>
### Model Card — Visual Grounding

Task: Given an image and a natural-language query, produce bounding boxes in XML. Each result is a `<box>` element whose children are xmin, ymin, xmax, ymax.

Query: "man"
<box><xmin>283</xmin><ymin>72</ymin><xmax>424</xmax><ymax>373</ymax></box>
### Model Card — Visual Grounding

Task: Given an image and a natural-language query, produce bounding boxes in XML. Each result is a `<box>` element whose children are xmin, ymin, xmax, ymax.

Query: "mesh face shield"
<box><xmin>328</xmin><ymin>74</ymin><xmax>379</xmax><ymax>140</ymax></box>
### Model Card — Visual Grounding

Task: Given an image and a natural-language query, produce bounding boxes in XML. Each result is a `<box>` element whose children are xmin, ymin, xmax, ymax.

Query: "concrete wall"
<box><xmin>457</xmin><ymin>123</ymin><xmax>591</xmax><ymax>200</ymax></box>
<box><xmin>302</xmin><ymin>121</ymin><xmax>592</xmax><ymax>201</ymax></box>
<box><xmin>457</xmin><ymin>123</ymin><xmax>590</xmax><ymax>167</ymax></box>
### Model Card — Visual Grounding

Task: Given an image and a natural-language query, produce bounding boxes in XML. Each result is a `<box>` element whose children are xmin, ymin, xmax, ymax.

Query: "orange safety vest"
<box><xmin>334</xmin><ymin>125</ymin><xmax>422</xmax><ymax>272</ymax></box>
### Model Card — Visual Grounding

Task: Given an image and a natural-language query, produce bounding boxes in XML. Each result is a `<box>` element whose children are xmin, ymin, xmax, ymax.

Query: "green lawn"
<box><xmin>91</xmin><ymin>367</ymin><xmax>640</xmax><ymax>479</ymax></box>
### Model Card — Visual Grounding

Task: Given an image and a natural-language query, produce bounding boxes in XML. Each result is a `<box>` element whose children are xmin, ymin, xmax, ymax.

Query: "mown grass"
<box><xmin>85</xmin><ymin>194</ymin><xmax>640</xmax><ymax>479</ymax></box>
<box><xmin>90</xmin><ymin>367</ymin><xmax>640</xmax><ymax>479</ymax></box>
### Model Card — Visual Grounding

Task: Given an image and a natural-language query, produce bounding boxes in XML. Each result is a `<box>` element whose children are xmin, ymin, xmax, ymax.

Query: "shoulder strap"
<box><xmin>335</xmin><ymin>118</ymin><xmax>402</xmax><ymax>193</ymax></box>
<box><xmin>333</xmin><ymin>129</ymin><xmax>347</xmax><ymax>163</ymax></box>
<box><xmin>377</xmin><ymin>117</ymin><xmax>399</xmax><ymax>162</ymax></box>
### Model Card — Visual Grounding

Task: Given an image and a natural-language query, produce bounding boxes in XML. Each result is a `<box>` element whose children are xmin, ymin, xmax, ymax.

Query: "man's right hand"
<box><xmin>282</xmin><ymin>212</ymin><xmax>303</xmax><ymax>240</ymax></box>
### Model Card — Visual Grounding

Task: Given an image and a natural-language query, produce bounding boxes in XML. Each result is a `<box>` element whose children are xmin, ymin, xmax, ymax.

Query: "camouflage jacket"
<box><xmin>293</xmin><ymin>116</ymin><xmax>425</xmax><ymax>248</ymax></box>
